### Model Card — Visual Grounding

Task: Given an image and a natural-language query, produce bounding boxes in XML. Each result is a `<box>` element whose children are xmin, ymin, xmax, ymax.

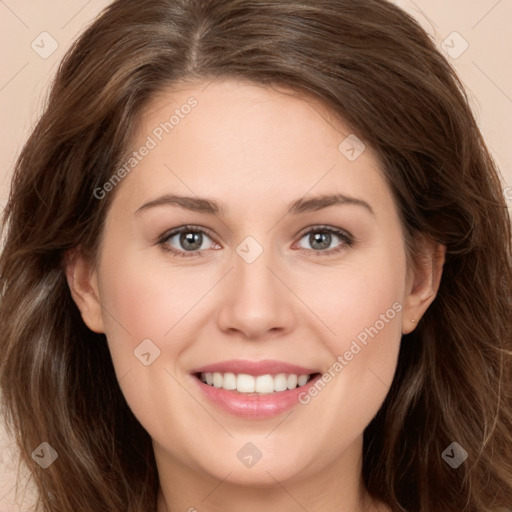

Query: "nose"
<box><xmin>215</xmin><ymin>249</ymin><xmax>297</xmax><ymax>340</ymax></box>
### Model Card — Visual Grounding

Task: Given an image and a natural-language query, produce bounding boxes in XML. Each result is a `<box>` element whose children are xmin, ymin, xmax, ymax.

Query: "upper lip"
<box><xmin>191</xmin><ymin>359</ymin><xmax>319</xmax><ymax>377</ymax></box>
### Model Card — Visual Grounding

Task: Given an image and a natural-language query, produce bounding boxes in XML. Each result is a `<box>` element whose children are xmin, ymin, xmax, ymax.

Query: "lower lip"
<box><xmin>191</xmin><ymin>374</ymin><xmax>321</xmax><ymax>418</ymax></box>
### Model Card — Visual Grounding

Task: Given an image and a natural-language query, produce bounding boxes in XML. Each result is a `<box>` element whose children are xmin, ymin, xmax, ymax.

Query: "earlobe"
<box><xmin>402</xmin><ymin>240</ymin><xmax>446</xmax><ymax>334</ymax></box>
<box><xmin>64</xmin><ymin>249</ymin><xmax>105</xmax><ymax>333</ymax></box>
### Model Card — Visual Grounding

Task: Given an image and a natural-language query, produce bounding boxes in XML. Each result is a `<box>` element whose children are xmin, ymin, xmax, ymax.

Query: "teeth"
<box><xmin>255</xmin><ymin>374</ymin><xmax>274</xmax><ymax>393</ymax></box>
<box><xmin>287</xmin><ymin>374</ymin><xmax>297</xmax><ymax>389</ymax></box>
<box><xmin>199</xmin><ymin>372</ymin><xmax>314</xmax><ymax>394</ymax></box>
<box><xmin>237</xmin><ymin>373</ymin><xmax>255</xmax><ymax>393</ymax></box>
<box><xmin>223</xmin><ymin>372</ymin><xmax>237</xmax><ymax>390</ymax></box>
<box><xmin>212</xmin><ymin>372</ymin><xmax>223</xmax><ymax>388</ymax></box>
<box><xmin>274</xmin><ymin>373</ymin><xmax>288</xmax><ymax>391</ymax></box>
<box><xmin>297</xmin><ymin>374</ymin><xmax>309</xmax><ymax>386</ymax></box>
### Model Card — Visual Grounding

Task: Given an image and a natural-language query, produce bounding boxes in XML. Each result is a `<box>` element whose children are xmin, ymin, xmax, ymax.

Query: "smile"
<box><xmin>197</xmin><ymin>372</ymin><xmax>318</xmax><ymax>394</ymax></box>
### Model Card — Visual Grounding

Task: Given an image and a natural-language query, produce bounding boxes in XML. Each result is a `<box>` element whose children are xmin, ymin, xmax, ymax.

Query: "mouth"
<box><xmin>194</xmin><ymin>371</ymin><xmax>321</xmax><ymax>395</ymax></box>
<box><xmin>189</xmin><ymin>359</ymin><xmax>323</xmax><ymax>417</ymax></box>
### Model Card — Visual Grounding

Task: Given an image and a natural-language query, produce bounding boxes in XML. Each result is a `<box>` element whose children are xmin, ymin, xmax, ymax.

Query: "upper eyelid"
<box><xmin>296</xmin><ymin>224</ymin><xmax>352</xmax><ymax>238</ymax></box>
<box><xmin>158</xmin><ymin>225</ymin><xmax>218</xmax><ymax>243</ymax></box>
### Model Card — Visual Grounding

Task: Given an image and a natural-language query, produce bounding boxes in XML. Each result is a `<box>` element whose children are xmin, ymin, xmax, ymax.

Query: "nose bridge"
<box><xmin>215</xmin><ymin>238</ymin><xmax>296</xmax><ymax>338</ymax></box>
<box><xmin>233</xmin><ymin>234</ymin><xmax>279</xmax><ymax>294</ymax></box>
<box><xmin>236</xmin><ymin>251</ymin><xmax>275</xmax><ymax>297</ymax></box>
<box><xmin>232</xmin><ymin>244</ymin><xmax>283</xmax><ymax>310</ymax></box>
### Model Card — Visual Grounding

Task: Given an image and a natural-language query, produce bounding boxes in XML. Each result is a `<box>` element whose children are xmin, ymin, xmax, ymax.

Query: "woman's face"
<box><xmin>69</xmin><ymin>79</ymin><xmax>439</xmax><ymax>498</ymax></box>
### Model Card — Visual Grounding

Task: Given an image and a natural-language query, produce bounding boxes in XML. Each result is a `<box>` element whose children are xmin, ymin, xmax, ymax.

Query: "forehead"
<box><xmin>111</xmin><ymin>79</ymin><xmax>394</xmax><ymax>218</ymax></box>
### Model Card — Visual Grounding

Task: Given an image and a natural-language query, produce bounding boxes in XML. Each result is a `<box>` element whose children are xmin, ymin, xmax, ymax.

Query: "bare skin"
<box><xmin>66</xmin><ymin>79</ymin><xmax>444</xmax><ymax>512</ymax></box>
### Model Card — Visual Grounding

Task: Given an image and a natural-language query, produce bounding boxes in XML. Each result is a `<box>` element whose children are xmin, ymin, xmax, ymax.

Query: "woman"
<box><xmin>1</xmin><ymin>0</ymin><xmax>511</xmax><ymax>511</ymax></box>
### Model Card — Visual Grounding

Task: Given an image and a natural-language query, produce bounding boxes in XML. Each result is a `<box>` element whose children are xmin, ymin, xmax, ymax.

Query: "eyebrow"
<box><xmin>134</xmin><ymin>193</ymin><xmax>374</xmax><ymax>216</ymax></box>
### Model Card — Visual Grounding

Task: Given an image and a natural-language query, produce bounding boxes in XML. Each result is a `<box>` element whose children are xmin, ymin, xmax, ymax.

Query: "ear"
<box><xmin>402</xmin><ymin>237</ymin><xmax>446</xmax><ymax>334</ymax></box>
<box><xmin>64</xmin><ymin>249</ymin><xmax>105</xmax><ymax>333</ymax></box>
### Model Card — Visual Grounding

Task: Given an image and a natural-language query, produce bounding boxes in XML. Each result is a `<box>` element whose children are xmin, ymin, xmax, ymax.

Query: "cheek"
<box><xmin>96</xmin><ymin>249</ymin><xmax>216</xmax><ymax>363</ymax></box>
<box><xmin>309</xmin><ymin>276</ymin><xmax>403</xmax><ymax>405</ymax></box>
<box><xmin>95</xmin><ymin>252</ymin><xmax>211</xmax><ymax>433</ymax></box>
<box><xmin>95</xmin><ymin>251</ymin><xmax>214</xmax><ymax>380</ymax></box>
<box><xmin>294</xmin><ymin>245</ymin><xmax>405</xmax><ymax>456</ymax></box>
<box><xmin>295</xmin><ymin>242</ymin><xmax>406</xmax><ymax>353</ymax></box>
<box><xmin>334</xmin><ymin>255</ymin><xmax>405</xmax><ymax>382</ymax></box>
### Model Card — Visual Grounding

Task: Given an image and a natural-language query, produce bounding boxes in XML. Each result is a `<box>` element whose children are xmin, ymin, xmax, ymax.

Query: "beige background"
<box><xmin>1</xmin><ymin>0</ymin><xmax>511</xmax><ymax>509</ymax></box>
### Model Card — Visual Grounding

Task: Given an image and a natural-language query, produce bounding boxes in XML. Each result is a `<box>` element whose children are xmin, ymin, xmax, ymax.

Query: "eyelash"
<box><xmin>157</xmin><ymin>224</ymin><xmax>354</xmax><ymax>258</ymax></box>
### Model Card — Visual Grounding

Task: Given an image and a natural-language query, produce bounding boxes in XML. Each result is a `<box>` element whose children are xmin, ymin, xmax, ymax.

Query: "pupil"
<box><xmin>311</xmin><ymin>232</ymin><xmax>331</xmax><ymax>250</ymax></box>
<box><xmin>181</xmin><ymin>232</ymin><xmax>202</xmax><ymax>250</ymax></box>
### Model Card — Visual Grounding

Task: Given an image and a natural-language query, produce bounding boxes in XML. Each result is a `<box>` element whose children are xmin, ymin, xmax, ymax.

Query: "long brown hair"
<box><xmin>1</xmin><ymin>1</ymin><xmax>511</xmax><ymax>510</ymax></box>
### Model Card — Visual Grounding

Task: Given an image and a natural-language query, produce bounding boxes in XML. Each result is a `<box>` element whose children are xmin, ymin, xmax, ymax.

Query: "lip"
<box><xmin>190</xmin><ymin>359</ymin><xmax>319</xmax><ymax>377</ymax></box>
<box><xmin>191</xmin><ymin>373</ymin><xmax>321</xmax><ymax>418</ymax></box>
<box><xmin>189</xmin><ymin>361</ymin><xmax>322</xmax><ymax>419</ymax></box>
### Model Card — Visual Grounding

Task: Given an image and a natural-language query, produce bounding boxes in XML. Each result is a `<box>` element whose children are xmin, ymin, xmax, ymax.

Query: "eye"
<box><xmin>157</xmin><ymin>226</ymin><xmax>219</xmax><ymax>257</ymax></box>
<box><xmin>157</xmin><ymin>224</ymin><xmax>354</xmax><ymax>258</ymax></box>
<box><xmin>294</xmin><ymin>225</ymin><xmax>354</xmax><ymax>256</ymax></box>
